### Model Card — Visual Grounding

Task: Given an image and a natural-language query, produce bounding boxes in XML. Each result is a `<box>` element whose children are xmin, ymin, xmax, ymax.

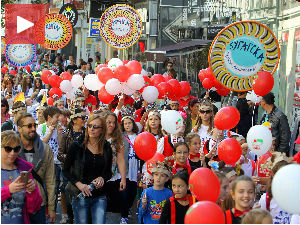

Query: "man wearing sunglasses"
<box><xmin>1</xmin><ymin>101</ymin><xmax>27</xmax><ymax>132</ymax></box>
<box><xmin>16</xmin><ymin>113</ymin><xmax>56</xmax><ymax>223</ymax></box>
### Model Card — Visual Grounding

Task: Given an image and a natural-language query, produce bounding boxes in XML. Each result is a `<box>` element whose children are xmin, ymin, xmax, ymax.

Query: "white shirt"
<box><xmin>157</xmin><ymin>134</ymin><xmax>184</xmax><ymax>154</ymax></box>
<box><xmin>259</xmin><ymin>193</ymin><xmax>292</xmax><ymax>224</ymax></box>
<box><xmin>127</xmin><ymin>134</ymin><xmax>138</xmax><ymax>182</ymax></box>
<box><xmin>196</xmin><ymin>124</ymin><xmax>213</xmax><ymax>152</ymax></box>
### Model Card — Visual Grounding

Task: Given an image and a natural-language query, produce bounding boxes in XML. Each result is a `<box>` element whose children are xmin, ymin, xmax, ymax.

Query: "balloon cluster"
<box><xmin>198</xmin><ymin>67</ymin><xmax>230</xmax><ymax>96</ymax></box>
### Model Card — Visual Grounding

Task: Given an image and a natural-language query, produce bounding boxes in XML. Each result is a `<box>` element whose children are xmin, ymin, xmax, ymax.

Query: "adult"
<box><xmin>1</xmin><ymin>101</ymin><xmax>27</xmax><ymax>132</ymax></box>
<box><xmin>260</xmin><ymin>92</ymin><xmax>291</xmax><ymax>155</ymax></box>
<box><xmin>94</xmin><ymin>55</ymin><xmax>101</xmax><ymax>68</ymax></box>
<box><xmin>65</xmin><ymin>58</ymin><xmax>78</xmax><ymax>71</ymax></box>
<box><xmin>86</xmin><ymin>62</ymin><xmax>94</xmax><ymax>74</ymax></box>
<box><xmin>74</xmin><ymin>61</ymin><xmax>87</xmax><ymax>77</ymax></box>
<box><xmin>1</xmin><ymin>98</ymin><xmax>10</xmax><ymax>124</ymax></box>
<box><xmin>1</xmin><ymin>130</ymin><xmax>42</xmax><ymax>224</ymax></box>
<box><xmin>235</xmin><ymin>91</ymin><xmax>252</xmax><ymax>138</ymax></box>
<box><xmin>83</xmin><ymin>87</ymin><xmax>97</xmax><ymax>113</ymax></box>
<box><xmin>22</xmin><ymin>74</ymin><xmax>33</xmax><ymax>98</ymax></box>
<box><xmin>184</xmin><ymin>99</ymin><xmax>200</xmax><ymax>136</ymax></box>
<box><xmin>63</xmin><ymin>115</ymin><xmax>113</xmax><ymax>224</ymax></box>
<box><xmin>16</xmin><ymin>113</ymin><xmax>56</xmax><ymax>223</ymax></box>
<box><xmin>163</xmin><ymin>61</ymin><xmax>174</xmax><ymax>77</ymax></box>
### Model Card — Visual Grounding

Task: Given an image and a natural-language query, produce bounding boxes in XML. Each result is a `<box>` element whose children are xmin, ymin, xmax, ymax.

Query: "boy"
<box><xmin>37</xmin><ymin>106</ymin><xmax>62</xmax><ymax>197</ymax></box>
<box><xmin>138</xmin><ymin>161</ymin><xmax>173</xmax><ymax>224</ymax></box>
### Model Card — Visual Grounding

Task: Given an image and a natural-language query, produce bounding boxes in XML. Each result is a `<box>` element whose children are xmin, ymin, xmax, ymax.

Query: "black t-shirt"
<box><xmin>159</xmin><ymin>199</ymin><xmax>189</xmax><ymax>224</ymax></box>
<box><xmin>225</xmin><ymin>210</ymin><xmax>242</xmax><ymax>224</ymax></box>
<box><xmin>82</xmin><ymin>148</ymin><xmax>105</xmax><ymax>198</ymax></box>
<box><xmin>188</xmin><ymin>158</ymin><xmax>203</xmax><ymax>172</ymax></box>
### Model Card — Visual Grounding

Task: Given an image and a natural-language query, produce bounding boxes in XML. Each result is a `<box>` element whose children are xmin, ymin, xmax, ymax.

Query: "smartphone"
<box><xmin>20</xmin><ymin>171</ymin><xmax>30</xmax><ymax>186</ymax></box>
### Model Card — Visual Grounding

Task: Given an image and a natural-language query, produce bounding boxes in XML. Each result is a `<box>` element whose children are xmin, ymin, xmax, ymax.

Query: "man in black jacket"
<box><xmin>260</xmin><ymin>92</ymin><xmax>291</xmax><ymax>155</ymax></box>
<box><xmin>1</xmin><ymin>101</ymin><xmax>26</xmax><ymax>132</ymax></box>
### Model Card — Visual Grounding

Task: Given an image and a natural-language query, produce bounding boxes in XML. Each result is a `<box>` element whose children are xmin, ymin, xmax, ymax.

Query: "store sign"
<box><xmin>207</xmin><ymin>26</ymin><xmax>224</xmax><ymax>40</ymax></box>
<box><xmin>89</xmin><ymin>18</ymin><xmax>100</xmax><ymax>37</ymax></box>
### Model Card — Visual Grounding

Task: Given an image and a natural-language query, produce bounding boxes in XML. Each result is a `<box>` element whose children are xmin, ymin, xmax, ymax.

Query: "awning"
<box><xmin>145</xmin><ymin>39</ymin><xmax>211</xmax><ymax>54</ymax></box>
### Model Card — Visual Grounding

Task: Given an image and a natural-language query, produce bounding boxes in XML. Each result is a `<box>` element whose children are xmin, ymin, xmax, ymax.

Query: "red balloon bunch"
<box><xmin>253</xmin><ymin>71</ymin><xmax>274</xmax><ymax>96</ymax></box>
<box><xmin>60</xmin><ymin>72</ymin><xmax>72</xmax><ymax>81</ymax></box>
<box><xmin>134</xmin><ymin>132</ymin><xmax>157</xmax><ymax>161</ymax></box>
<box><xmin>189</xmin><ymin>168</ymin><xmax>220</xmax><ymax>202</ymax></box>
<box><xmin>114</xmin><ymin>65</ymin><xmax>131</xmax><ymax>82</ymax></box>
<box><xmin>126</xmin><ymin>60</ymin><xmax>142</xmax><ymax>75</ymax></box>
<box><xmin>98</xmin><ymin>86</ymin><xmax>114</xmax><ymax>104</ymax></box>
<box><xmin>1</xmin><ymin>67</ymin><xmax>8</xmax><ymax>74</ymax></box>
<box><xmin>218</xmin><ymin>138</ymin><xmax>242</xmax><ymax>165</ymax></box>
<box><xmin>49</xmin><ymin>87</ymin><xmax>62</xmax><ymax>98</ymax></box>
<box><xmin>48</xmin><ymin>75</ymin><xmax>62</xmax><ymax>88</ymax></box>
<box><xmin>41</xmin><ymin>70</ymin><xmax>52</xmax><ymax>84</ymax></box>
<box><xmin>214</xmin><ymin>106</ymin><xmax>240</xmax><ymax>130</ymax></box>
<box><xmin>97</xmin><ymin>67</ymin><xmax>115</xmax><ymax>84</ymax></box>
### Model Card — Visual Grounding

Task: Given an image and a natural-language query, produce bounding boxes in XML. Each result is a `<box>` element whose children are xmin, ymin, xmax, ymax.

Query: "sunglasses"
<box><xmin>3</xmin><ymin>145</ymin><xmax>21</xmax><ymax>153</ymax></box>
<box><xmin>87</xmin><ymin>124</ymin><xmax>103</xmax><ymax>129</ymax></box>
<box><xmin>22</xmin><ymin>123</ymin><xmax>37</xmax><ymax>129</ymax></box>
<box><xmin>200</xmin><ymin>110</ymin><xmax>212</xmax><ymax>114</ymax></box>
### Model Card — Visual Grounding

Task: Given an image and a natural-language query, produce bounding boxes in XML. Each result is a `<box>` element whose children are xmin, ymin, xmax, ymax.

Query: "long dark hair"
<box><xmin>121</xmin><ymin>116</ymin><xmax>139</xmax><ymax>134</ymax></box>
<box><xmin>22</xmin><ymin>75</ymin><xmax>32</xmax><ymax>93</ymax></box>
<box><xmin>33</xmin><ymin>78</ymin><xmax>43</xmax><ymax>92</ymax></box>
<box><xmin>1</xmin><ymin>98</ymin><xmax>9</xmax><ymax>115</ymax></box>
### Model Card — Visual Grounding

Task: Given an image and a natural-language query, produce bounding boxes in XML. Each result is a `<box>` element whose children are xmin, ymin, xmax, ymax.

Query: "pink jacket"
<box><xmin>1</xmin><ymin>157</ymin><xmax>42</xmax><ymax>224</ymax></box>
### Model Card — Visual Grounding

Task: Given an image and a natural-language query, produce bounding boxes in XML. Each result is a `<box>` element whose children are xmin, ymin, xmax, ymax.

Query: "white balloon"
<box><xmin>108</xmin><ymin>58</ymin><xmax>123</xmax><ymax>69</ymax></box>
<box><xmin>142</xmin><ymin>86</ymin><xmax>159</xmax><ymax>103</ymax></box>
<box><xmin>84</xmin><ymin>74</ymin><xmax>103</xmax><ymax>91</ymax></box>
<box><xmin>60</xmin><ymin>80</ymin><xmax>72</xmax><ymax>93</ymax></box>
<box><xmin>141</xmin><ymin>69</ymin><xmax>148</xmax><ymax>76</ymax></box>
<box><xmin>247</xmin><ymin>125</ymin><xmax>272</xmax><ymax>156</ymax></box>
<box><xmin>127</xmin><ymin>74</ymin><xmax>145</xmax><ymax>90</ymax></box>
<box><xmin>121</xmin><ymin>82</ymin><xmax>135</xmax><ymax>95</ymax></box>
<box><xmin>246</xmin><ymin>90</ymin><xmax>262</xmax><ymax>104</ymax></box>
<box><xmin>272</xmin><ymin>164</ymin><xmax>300</xmax><ymax>215</ymax></box>
<box><xmin>71</xmin><ymin>74</ymin><xmax>83</xmax><ymax>89</ymax></box>
<box><xmin>66</xmin><ymin>89</ymin><xmax>76</xmax><ymax>101</ymax></box>
<box><xmin>161</xmin><ymin>110</ymin><xmax>184</xmax><ymax>134</ymax></box>
<box><xmin>105</xmin><ymin>78</ymin><xmax>122</xmax><ymax>95</ymax></box>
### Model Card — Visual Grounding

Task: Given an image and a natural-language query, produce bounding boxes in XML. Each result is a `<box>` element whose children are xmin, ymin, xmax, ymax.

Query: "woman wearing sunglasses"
<box><xmin>58</xmin><ymin>107</ymin><xmax>87</xmax><ymax>223</ymax></box>
<box><xmin>62</xmin><ymin>115</ymin><xmax>113</xmax><ymax>224</ymax></box>
<box><xmin>1</xmin><ymin>130</ymin><xmax>42</xmax><ymax>224</ymax></box>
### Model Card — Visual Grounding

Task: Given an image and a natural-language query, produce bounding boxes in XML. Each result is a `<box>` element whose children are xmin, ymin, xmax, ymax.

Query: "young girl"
<box><xmin>144</xmin><ymin>110</ymin><xmax>163</xmax><ymax>141</ymax></box>
<box><xmin>242</xmin><ymin>209</ymin><xmax>273</xmax><ymax>224</ymax></box>
<box><xmin>214</xmin><ymin>171</ymin><xmax>230</xmax><ymax>210</ymax></box>
<box><xmin>22</xmin><ymin>74</ymin><xmax>33</xmax><ymax>97</ymax></box>
<box><xmin>258</xmin><ymin>160</ymin><xmax>292</xmax><ymax>224</ymax></box>
<box><xmin>172</xmin><ymin>142</ymin><xmax>191</xmax><ymax>175</ymax></box>
<box><xmin>120</xmin><ymin>115</ymin><xmax>140</xmax><ymax>223</ymax></box>
<box><xmin>237</xmin><ymin>143</ymin><xmax>256</xmax><ymax>177</ymax></box>
<box><xmin>159</xmin><ymin>170</ymin><xmax>196</xmax><ymax>224</ymax></box>
<box><xmin>225</xmin><ymin>175</ymin><xmax>256</xmax><ymax>224</ymax></box>
<box><xmin>185</xmin><ymin>133</ymin><xmax>208</xmax><ymax>170</ymax></box>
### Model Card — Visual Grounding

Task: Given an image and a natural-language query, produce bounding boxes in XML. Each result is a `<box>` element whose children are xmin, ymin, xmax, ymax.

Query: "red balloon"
<box><xmin>253</xmin><ymin>71</ymin><xmax>274</xmax><ymax>96</ymax></box>
<box><xmin>134</xmin><ymin>132</ymin><xmax>157</xmax><ymax>161</ymax></box>
<box><xmin>212</xmin><ymin>77</ymin><xmax>224</xmax><ymax>90</ymax></box>
<box><xmin>189</xmin><ymin>168</ymin><xmax>220</xmax><ymax>202</ymax></box>
<box><xmin>98</xmin><ymin>86</ymin><xmax>115</xmax><ymax>104</ymax></box>
<box><xmin>97</xmin><ymin>67</ymin><xmax>115</xmax><ymax>84</ymax></box>
<box><xmin>206</xmin><ymin>67</ymin><xmax>215</xmax><ymax>80</ymax></box>
<box><xmin>185</xmin><ymin>201</ymin><xmax>225</xmax><ymax>224</ymax></box>
<box><xmin>123</xmin><ymin>60</ymin><xmax>129</xmax><ymax>65</ymax></box>
<box><xmin>198</xmin><ymin>70</ymin><xmax>206</xmax><ymax>82</ymax></box>
<box><xmin>139</xmin><ymin>75</ymin><xmax>153</xmax><ymax>93</ymax></box>
<box><xmin>202</xmin><ymin>78</ymin><xmax>213</xmax><ymax>89</ymax></box>
<box><xmin>163</xmin><ymin>75</ymin><xmax>173</xmax><ymax>82</ymax></box>
<box><xmin>25</xmin><ymin>66</ymin><xmax>31</xmax><ymax>73</ymax></box>
<box><xmin>218</xmin><ymin>138</ymin><xmax>242</xmax><ymax>165</ymax></box>
<box><xmin>214</xmin><ymin>106</ymin><xmax>240</xmax><ymax>130</ymax></box>
<box><xmin>10</xmin><ymin>70</ymin><xmax>17</xmax><ymax>75</ymax></box>
<box><xmin>126</xmin><ymin>60</ymin><xmax>142</xmax><ymax>75</ymax></box>
<box><xmin>60</xmin><ymin>72</ymin><xmax>72</xmax><ymax>81</ymax></box>
<box><xmin>216</xmin><ymin>87</ymin><xmax>230</xmax><ymax>96</ymax></box>
<box><xmin>49</xmin><ymin>87</ymin><xmax>62</xmax><ymax>98</ymax></box>
<box><xmin>146</xmin><ymin>153</ymin><xmax>166</xmax><ymax>174</ymax></box>
<box><xmin>48</xmin><ymin>75</ymin><xmax>62</xmax><ymax>88</ymax></box>
<box><xmin>41</xmin><ymin>70</ymin><xmax>52</xmax><ymax>84</ymax></box>
<box><xmin>157</xmin><ymin>82</ymin><xmax>173</xmax><ymax>99</ymax></box>
<box><xmin>47</xmin><ymin>97</ymin><xmax>53</xmax><ymax>106</ymax></box>
<box><xmin>114</xmin><ymin>65</ymin><xmax>131</xmax><ymax>82</ymax></box>
<box><xmin>167</xmin><ymin>79</ymin><xmax>181</xmax><ymax>97</ymax></box>
<box><xmin>179</xmin><ymin>81</ymin><xmax>191</xmax><ymax>97</ymax></box>
<box><xmin>151</xmin><ymin>74</ymin><xmax>165</xmax><ymax>87</ymax></box>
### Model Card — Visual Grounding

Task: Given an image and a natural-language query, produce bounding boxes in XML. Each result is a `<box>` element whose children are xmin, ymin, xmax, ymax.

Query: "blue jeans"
<box><xmin>72</xmin><ymin>195</ymin><xmax>107</xmax><ymax>224</ymax></box>
<box><xmin>55</xmin><ymin>164</ymin><xmax>61</xmax><ymax>195</ymax></box>
<box><xmin>29</xmin><ymin>205</ymin><xmax>46</xmax><ymax>224</ymax></box>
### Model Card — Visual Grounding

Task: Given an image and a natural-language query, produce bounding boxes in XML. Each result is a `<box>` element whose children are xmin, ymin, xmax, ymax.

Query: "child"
<box><xmin>214</xmin><ymin>171</ymin><xmax>230</xmax><ymax>210</ymax></box>
<box><xmin>172</xmin><ymin>142</ymin><xmax>191</xmax><ymax>175</ymax></box>
<box><xmin>159</xmin><ymin>170</ymin><xmax>196</xmax><ymax>224</ymax></box>
<box><xmin>224</xmin><ymin>175</ymin><xmax>256</xmax><ymax>224</ymax></box>
<box><xmin>37</xmin><ymin>105</ymin><xmax>62</xmax><ymax>198</ymax></box>
<box><xmin>241</xmin><ymin>209</ymin><xmax>273</xmax><ymax>224</ymax></box>
<box><xmin>258</xmin><ymin>160</ymin><xmax>292</xmax><ymax>224</ymax></box>
<box><xmin>144</xmin><ymin>110</ymin><xmax>163</xmax><ymax>141</ymax></box>
<box><xmin>237</xmin><ymin>143</ymin><xmax>256</xmax><ymax>177</ymax></box>
<box><xmin>58</xmin><ymin>109</ymin><xmax>71</xmax><ymax>131</ymax></box>
<box><xmin>138</xmin><ymin>161</ymin><xmax>173</xmax><ymax>224</ymax></box>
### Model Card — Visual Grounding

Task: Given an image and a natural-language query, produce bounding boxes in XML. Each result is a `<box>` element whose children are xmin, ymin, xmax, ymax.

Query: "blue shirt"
<box><xmin>138</xmin><ymin>187</ymin><xmax>173</xmax><ymax>224</ymax></box>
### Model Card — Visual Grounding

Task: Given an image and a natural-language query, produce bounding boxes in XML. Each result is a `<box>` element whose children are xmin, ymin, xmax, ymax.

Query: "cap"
<box><xmin>151</xmin><ymin>160</ymin><xmax>172</xmax><ymax>177</ymax></box>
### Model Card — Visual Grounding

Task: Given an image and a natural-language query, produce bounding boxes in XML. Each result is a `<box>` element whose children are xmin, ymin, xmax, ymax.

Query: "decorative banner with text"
<box><xmin>35</xmin><ymin>13</ymin><xmax>73</xmax><ymax>50</ymax></box>
<box><xmin>59</xmin><ymin>3</ymin><xmax>78</xmax><ymax>27</ymax></box>
<box><xmin>100</xmin><ymin>4</ymin><xmax>142</xmax><ymax>49</ymax></box>
<box><xmin>5</xmin><ymin>37</ymin><xmax>36</xmax><ymax>67</ymax></box>
<box><xmin>209</xmin><ymin>21</ymin><xmax>280</xmax><ymax>91</ymax></box>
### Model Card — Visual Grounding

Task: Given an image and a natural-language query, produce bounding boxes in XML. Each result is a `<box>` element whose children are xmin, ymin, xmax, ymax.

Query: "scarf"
<box><xmin>170</xmin><ymin>194</ymin><xmax>195</xmax><ymax>224</ymax></box>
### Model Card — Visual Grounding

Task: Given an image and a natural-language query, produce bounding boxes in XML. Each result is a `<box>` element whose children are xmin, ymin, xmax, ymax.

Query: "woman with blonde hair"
<box><xmin>62</xmin><ymin>115</ymin><xmax>113</xmax><ymax>223</ymax></box>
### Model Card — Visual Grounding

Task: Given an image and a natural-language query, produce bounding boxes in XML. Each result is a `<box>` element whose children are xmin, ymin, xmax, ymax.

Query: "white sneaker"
<box><xmin>60</xmin><ymin>214</ymin><xmax>68</xmax><ymax>224</ymax></box>
<box><xmin>120</xmin><ymin>218</ymin><xmax>128</xmax><ymax>224</ymax></box>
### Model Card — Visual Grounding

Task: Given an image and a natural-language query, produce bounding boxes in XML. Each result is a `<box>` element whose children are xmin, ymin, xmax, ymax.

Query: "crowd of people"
<box><xmin>1</xmin><ymin>52</ymin><xmax>300</xmax><ymax>224</ymax></box>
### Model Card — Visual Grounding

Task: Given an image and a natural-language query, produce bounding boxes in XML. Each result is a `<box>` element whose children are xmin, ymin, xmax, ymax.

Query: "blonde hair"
<box><xmin>193</xmin><ymin>100</ymin><xmax>214</xmax><ymax>133</ymax></box>
<box><xmin>84</xmin><ymin>115</ymin><xmax>106</xmax><ymax>154</ymax></box>
<box><xmin>185</xmin><ymin>133</ymin><xmax>200</xmax><ymax>145</ymax></box>
<box><xmin>144</xmin><ymin>111</ymin><xmax>163</xmax><ymax>138</ymax></box>
<box><xmin>242</xmin><ymin>209</ymin><xmax>272</xmax><ymax>224</ymax></box>
<box><xmin>1</xmin><ymin>130</ymin><xmax>21</xmax><ymax>147</ymax></box>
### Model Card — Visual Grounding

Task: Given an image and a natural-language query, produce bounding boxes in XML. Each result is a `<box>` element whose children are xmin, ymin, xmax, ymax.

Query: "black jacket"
<box><xmin>62</xmin><ymin>138</ymin><xmax>113</xmax><ymax>198</ymax></box>
<box><xmin>260</xmin><ymin>106</ymin><xmax>291</xmax><ymax>155</ymax></box>
<box><xmin>1</xmin><ymin>119</ymin><xmax>14</xmax><ymax>131</ymax></box>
